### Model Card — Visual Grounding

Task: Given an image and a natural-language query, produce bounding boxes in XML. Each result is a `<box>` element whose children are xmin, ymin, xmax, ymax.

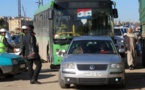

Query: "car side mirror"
<box><xmin>48</xmin><ymin>9</ymin><xmax>53</xmax><ymax>20</ymax></box>
<box><xmin>113</xmin><ymin>9</ymin><xmax>118</xmax><ymax>18</ymax></box>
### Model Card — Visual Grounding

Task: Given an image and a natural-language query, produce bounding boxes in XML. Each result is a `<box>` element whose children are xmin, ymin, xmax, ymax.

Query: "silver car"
<box><xmin>59</xmin><ymin>36</ymin><xmax>125</xmax><ymax>88</ymax></box>
<box><xmin>114</xmin><ymin>26</ymin><xmax>127</xmax><ymax>57</ymax></box>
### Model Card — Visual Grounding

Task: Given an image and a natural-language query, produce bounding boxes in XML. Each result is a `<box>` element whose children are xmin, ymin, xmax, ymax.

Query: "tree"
<box><xmin>0</xmin><ymin>18</ymin><xmax>9</xmax><ymax>30</ymax></box>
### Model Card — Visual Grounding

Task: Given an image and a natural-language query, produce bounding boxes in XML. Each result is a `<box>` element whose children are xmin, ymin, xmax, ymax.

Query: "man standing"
<box><xmin>20</xmin><ymin>25</ymin><xmax>42</xmax><ymax>84</ymax></box>
<box><xmin>0</xmin><ymin>28</ymin><xmax>15</xmax><ymax>53</ymax></box>
<box><xmin>125</xmin><ymin>28</ymin><xmax>137</xmax><ymax>70</ymax></box>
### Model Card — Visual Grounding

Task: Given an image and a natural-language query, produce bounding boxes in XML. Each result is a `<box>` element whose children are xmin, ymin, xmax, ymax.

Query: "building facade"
<box><xmin>8</xmin><ymin>17</ymin><xmax>33</xmax><ymax>33</ymax></box>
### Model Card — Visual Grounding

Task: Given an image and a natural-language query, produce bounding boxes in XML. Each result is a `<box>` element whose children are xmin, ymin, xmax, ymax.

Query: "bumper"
<box><xmin>1</xmin><ymin>63</ymin><xmax>27</xmax><ymax>75</ymax></box>
<box><xmin>118</xmin><ymin>49</ymin><xmax>125</xmax><ymax>53</ymax></box>
<box><xmin>115</xmin><ymin>43</ymin><xmax>125</xmax><ymax>53</ymax></box>
<box><xmin>63</xmin><ymin>77</ymin><xmax>123</xmax><ymax>85</ymax></box>
<box><xmin>61</xmin><ymin>71</ymin><xmax>125</xmax><ymax>85</ymax></box>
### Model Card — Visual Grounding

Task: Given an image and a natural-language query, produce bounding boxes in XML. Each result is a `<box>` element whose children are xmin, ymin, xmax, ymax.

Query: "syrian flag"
<box><xmin>77</xmin><ymin>9</ymin><xmax>92</xmax><ymax>20</ymax></box>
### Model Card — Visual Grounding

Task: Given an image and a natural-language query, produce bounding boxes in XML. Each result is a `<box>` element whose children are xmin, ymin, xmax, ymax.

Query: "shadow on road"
<box><xmin>0</xmin><ymin>73</ymin><xmax>55</xmax><ymax>82</ymax></box>
<box><xmin>41</xmin><ymin>69</ymin><xmax>59</xmax><ymax>73</ymax></box>
<box><xmin>41</xmin><ymin>80</ymin><xmax>58</xmax><ymax>84</ymax></box>
<box><xmin>67</xmin><ymin>72</ymin><xmax>145</xmax><ymax>90</ymax></box>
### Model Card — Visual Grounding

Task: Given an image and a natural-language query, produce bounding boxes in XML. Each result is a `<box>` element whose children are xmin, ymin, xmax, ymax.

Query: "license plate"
<box><xmin>84</xmin><ymin>72</ymin><xmax>102</xmax><ymax>77</ymax></box>
<box><xmin>20</xmin><ymin>64</ymin><xmax>25</xmax><ymax>68</ymax></box>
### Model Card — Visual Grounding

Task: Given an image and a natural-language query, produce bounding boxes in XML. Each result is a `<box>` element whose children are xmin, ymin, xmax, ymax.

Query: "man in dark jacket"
<box><xmin>21</xmin><ymin>25</ymin><xmax>42</xmax><ymax>84</ymax></box>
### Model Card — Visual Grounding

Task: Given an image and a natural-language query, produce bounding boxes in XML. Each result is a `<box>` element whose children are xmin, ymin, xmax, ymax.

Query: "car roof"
<box><xmin>73</xmin><ymin>36</ymin><xmax>112</xmax><ymax>41</ymax></box>
<box><xmin>114</xmin><ymin>26</ymin><xmax>127</xmax><ymax>29</ymax></box>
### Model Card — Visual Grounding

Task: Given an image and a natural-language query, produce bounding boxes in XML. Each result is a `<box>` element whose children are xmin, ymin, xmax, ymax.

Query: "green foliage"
<box><xmin>0</xmin><ymin>18</ymin><xmax>8</xmax><ymax>30</ymax></box>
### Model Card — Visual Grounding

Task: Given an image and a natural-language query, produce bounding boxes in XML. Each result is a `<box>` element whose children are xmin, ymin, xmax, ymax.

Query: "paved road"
<box><xmin>0</xmin><ymin>57</ymin><xmax>145</xmax><ymax>90</ymax></box>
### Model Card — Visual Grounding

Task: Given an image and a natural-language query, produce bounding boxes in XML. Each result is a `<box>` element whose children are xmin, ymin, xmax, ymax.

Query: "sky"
<box><xmin>0</xmin><ymin>0</ymin><xmax>139</xmax><ymax>22</ymax></box>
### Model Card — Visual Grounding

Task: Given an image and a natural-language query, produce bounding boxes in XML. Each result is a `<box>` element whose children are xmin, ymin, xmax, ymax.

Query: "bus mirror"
<box><xmin>113</xmin><ymin>9</ymin><xmax>118</xmax><ymax>18</ymax></box>
<box><xmin>48</xmin><ymin>9</ymin><xmax>53</xmax><ymax>20</ymax></box>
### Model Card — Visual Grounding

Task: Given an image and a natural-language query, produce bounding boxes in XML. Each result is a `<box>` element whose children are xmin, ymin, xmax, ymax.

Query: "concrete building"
<box><xmin>8</xmin><ymin>17</ymin><xmax>33</xmax><ymax>33</ymax></box>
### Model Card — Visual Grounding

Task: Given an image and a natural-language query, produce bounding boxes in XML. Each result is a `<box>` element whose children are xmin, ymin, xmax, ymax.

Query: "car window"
<box><xmin>121</xmin><ymin>28</ymin><xmax>127</xmax><ymax>34</ymax></box>
<box><xmin>114</xmin><ymin>29</ymin><xmax>122</xmax><ymax>35</ymax></box>
<box><xmin>68</xmin><ymin>40</ymin><xmax>117</xmax><ymax>54</ymax></box>
<box><xmin>12</xmin><ymin>35</ymin><xmax>21</xmax><ymax>44</ymax></box>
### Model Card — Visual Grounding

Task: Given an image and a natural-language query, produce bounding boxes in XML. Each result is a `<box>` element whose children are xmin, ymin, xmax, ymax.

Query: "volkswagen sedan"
<box><xmin>59</xmin><ymin>36</ymin><xmax>125</xmax><ymax>88</ymax></box>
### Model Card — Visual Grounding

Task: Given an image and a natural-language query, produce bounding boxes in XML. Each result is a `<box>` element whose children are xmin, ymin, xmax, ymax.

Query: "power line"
<box><xmin>36</xmin><ymin>0</ymin><xmax>43</xmax><ymax>8</ymax></box>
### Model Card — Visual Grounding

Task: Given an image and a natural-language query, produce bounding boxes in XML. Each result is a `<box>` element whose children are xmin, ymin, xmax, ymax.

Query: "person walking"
<box><xmin>0</xmin><ymin>28</ymin><xmax>15</xmax><ymax>53</ymax></box>
<box><xmin>20</xmin><ymin>25</ymin><xmax>42</xmax><ymax>84</ymax></box>
<box><xmin>125</xmin><ymin>28</ymin><xmax>137</xmax><ymax>70</ymax></box>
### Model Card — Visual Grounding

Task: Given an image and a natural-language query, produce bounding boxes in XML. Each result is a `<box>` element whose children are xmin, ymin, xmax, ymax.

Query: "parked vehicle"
<box><xmin>5</xmin><ymin>32</ymin><xmax>21</xmax><ymax>55</ymax></box>
<box><xmin>0</xmin><ymin>53</ymin><xmax>27</xmax><ymax>78</ymax></box>
<box><xmin>59</xmin><ymin>36</ymin><xmax>126</xmax><ymax>88</ymax></box>
<box><xmin>114</xmin><ymin>26</ymin><xmax>127</xmax><ymax>57</ymax></box>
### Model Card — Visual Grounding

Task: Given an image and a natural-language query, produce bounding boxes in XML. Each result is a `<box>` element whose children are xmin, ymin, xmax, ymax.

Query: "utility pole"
<box><xmin>18</xmin><ymin>0</ymin><xmax>21</xmax><ymax>28</ymax></box>
<box><xmin>36</xmin><ymin>0</ymin><xmax>43</xmax><ymax>8</ymax></box>
<box><xmin>22</xmin><ymin>5</ymin><xmax>26</xmax><ymax>25</ymax></box>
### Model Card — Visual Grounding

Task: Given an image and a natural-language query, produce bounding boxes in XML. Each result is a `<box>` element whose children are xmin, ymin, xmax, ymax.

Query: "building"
<box><xmin>8</xmin><ymin>17</ymin><xmax>33</xmax><ymax>34</ymax></box>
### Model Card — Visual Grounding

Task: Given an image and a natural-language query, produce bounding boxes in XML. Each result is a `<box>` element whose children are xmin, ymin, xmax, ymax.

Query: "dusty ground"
<box><xmin>0</xmin><ymin>57</ymin><xmax>145</xmax><ymax>90</ymax></box>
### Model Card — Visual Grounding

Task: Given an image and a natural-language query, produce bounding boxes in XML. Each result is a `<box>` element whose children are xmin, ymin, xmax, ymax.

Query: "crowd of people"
<box><xmin>0</xmin><ymin>25</ymin><xmax>42</xmax><ymax>84</ymax></box>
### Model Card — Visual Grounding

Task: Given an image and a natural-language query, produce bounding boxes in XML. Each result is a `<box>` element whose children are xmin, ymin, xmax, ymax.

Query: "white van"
<box><xmin>114</xmin><ymin>26</ymin><xmax>127</xmax><ymax>57</ymax></box>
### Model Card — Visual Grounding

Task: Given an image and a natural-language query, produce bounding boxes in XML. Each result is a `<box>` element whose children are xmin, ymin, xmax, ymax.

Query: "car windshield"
<box><xmin>114</xmin><ymin>29</ymin><xmax>122</xmax><ymax>35</ymax></box>
<box><xmin>68</xmin><ymin>40</ymin><xmax>117</xmax><ymax>54</ymax></box>
<box><xmin>12</xmin><ymin>35</ymin><xmax>21</xmax><ymax>44</ymax></box>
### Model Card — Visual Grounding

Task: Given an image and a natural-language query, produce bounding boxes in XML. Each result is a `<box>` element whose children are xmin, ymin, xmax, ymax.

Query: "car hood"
<box><xmin>114</xmin><ymin>36</ymin><xmax>124</xmax><ymax>40</ymax></box>
<box><xmin>0</xmin><ymin>53</ymin><xmax>21</xmax><ymax>59</ymax></box>
<box><xmin>63</xmin><ymin>54</ymin><xmax>121</xmax><ymax>64</ymax></box>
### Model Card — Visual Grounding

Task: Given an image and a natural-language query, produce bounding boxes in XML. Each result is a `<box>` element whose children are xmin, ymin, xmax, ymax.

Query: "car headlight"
<box><xmin>12</xmin><ymin>59</ymin><xmax>18</xmax><ymax>65</ymax></box>
<box><xmin>110</xmin><ymin>63</ymin><xmax>123</xmax><ymax>69</ymax></box>
<box><xmin>62</xmin><ymin>63</ymin><xmax>75</xmax><ymax>69</ymax></box>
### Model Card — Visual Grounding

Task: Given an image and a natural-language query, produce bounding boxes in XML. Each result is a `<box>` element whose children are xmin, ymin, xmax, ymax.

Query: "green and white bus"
<box><xmin>33</xmin><ymin>0</ymin><xmax>118</xmax><ymax>69</ymax></box>
<box><xmin>139</xmin><ymin>0</ymin><xmax>145</xmax><ymax>67</ymax></box>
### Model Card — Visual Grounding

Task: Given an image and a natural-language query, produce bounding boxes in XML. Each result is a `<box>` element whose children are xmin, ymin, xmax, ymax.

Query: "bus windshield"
<box><xmin>54</xmin><ymin>8</ymin><xmax>114</xmax><ymax>39</ymax></box>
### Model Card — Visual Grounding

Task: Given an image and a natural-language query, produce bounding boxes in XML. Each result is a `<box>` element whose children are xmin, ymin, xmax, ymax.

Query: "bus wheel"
<box><xmin>47</xmin><ymin>45</ymin><xmax>50</xmax><ymax>62</ymax></box>
<box><xmin>47</xmin><ymin>54</ymin><xmax>50</xmax><ymax>62</ymax></box>
<box><xmin>50</xmin><ymin>64</ymin><xmax>60</xmax><ymax>69</ymax></box>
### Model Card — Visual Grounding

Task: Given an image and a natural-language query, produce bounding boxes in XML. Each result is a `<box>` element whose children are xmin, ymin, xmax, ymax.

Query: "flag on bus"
<box><xmin>77</xmin><ymin>9</ymin><xmax>92</xmax><ymax>20</ymax></box>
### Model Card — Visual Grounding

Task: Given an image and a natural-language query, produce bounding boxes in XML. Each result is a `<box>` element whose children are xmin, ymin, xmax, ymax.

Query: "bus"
<box><xmin>139</xmin><ymin>0</ymin><xmax>145</xmax><ymax>67</ymax></box>
<box><xmin>33</xmin><ymin>0</ymin><xmax>118</xmax><ymax>69</ymax></box>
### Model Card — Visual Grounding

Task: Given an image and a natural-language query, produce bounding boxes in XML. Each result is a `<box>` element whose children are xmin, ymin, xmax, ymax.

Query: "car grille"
<box><xmin>79</xmin><ymin>78</ymin><xmax>106</xmax><ymax>84</ymax></box>
<box><xmin>77</xmin><ymin>64</ymin><xmax>108</xmax><ymax>70</ymax></box>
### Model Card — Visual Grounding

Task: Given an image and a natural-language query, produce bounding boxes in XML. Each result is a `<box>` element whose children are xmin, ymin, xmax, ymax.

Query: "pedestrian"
<box><xmin>125</xmin><ymin>28</ymin><xmax>137</xmax><ymax>70</ymax></box>
<box><xmin>19</xmin><ymin>25</ymin><xmax>28</xmax><ymax>43</ymax></box>
<box><xmin>19</xmin><ymin>25</ymin><xmax>27</xmax><ymax>55</ymax></box>
<box><xmin>20</xmin><ymin>25</ymin><xmax>42</xmax><ymax>84</ymax></box>
<box><xmin>0</xmin><ymin>28</ymin><xmax>15</xmax><ymax>53</ymax></box>
<box><xmin>135</xmin><ymin>27</ymin><xmax>142</xmax><ymax>56</ymax></box>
